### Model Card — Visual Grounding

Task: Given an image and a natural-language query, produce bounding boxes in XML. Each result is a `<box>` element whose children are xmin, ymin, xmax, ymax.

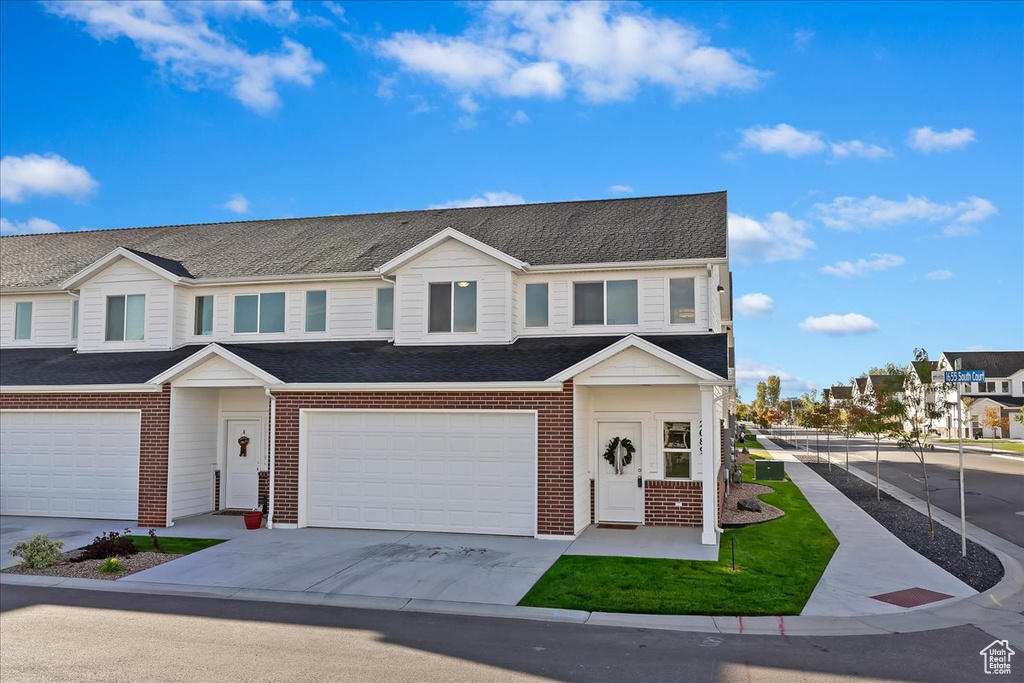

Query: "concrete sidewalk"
<box><xmin>756</xmin><ymin>436</ymin><xmax>975</xmax><ymax>616</ymax></box>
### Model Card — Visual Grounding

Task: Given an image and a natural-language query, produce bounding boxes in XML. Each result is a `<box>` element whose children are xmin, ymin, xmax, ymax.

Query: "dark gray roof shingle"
<box><xmin>942</xmin><ymin>351</ymin><xmax>1024</xmax><ymax>379</ymax></box>
<box><xmin>0</xmin><ymin>335</ymin><xmax>728</xmax><ymax>386</ymax></box>
<box><xmin>0</xmin><ymin>193</ymin><xmax>727</xmax><ymax>289</ymax></box>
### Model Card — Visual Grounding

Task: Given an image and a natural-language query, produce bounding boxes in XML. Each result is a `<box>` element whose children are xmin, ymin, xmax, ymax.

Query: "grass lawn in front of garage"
<box><xmin>519</xmin><ymin>463</ymin><xmax>837</xmax><ymax>616</ymax></box>
<box><xmin>127</xmin><ymin>535</ymin><xmax>226</xmax><ymax>554</ymax></box>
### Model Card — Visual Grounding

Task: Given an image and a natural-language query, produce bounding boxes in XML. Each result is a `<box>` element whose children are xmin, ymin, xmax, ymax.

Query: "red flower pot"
<box><xmin>243</xmin><ymin>511</ymin><xmax>263</xmax><ymax>530</ymax></box>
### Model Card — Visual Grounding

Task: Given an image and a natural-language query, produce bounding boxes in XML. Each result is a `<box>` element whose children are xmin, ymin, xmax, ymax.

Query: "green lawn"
<box><xmin>519</xmin><ymin>463</ymin><xmax>837</xmax><ymax>616</ymax></box>
<box><xmin>938</xmin><ymin>439</ymin><xmax>1024</xmax><ymax>453</ymax></box>
<box><xmin>736</xmin><ymin>436</ymin><xmax>765</xmax><ymax>451</ymax></box>
<box><xmin>128</xmin><ymin>535</ymin><xmax>226</xmax><ymax>554</ymax></box>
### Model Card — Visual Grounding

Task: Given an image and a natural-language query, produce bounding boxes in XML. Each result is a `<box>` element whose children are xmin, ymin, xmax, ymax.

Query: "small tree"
<box><xmin>981</xmin><ymin>407</ymin><xmax>1009</xmax><ymax>452</ymax></box>
<box><xmin>837</xmin><ymin>397</ymin><xmax>866</xmax><ymax>471</ymax></box>
<box><xmin>855</xmin><ymin>388</ymin><xmax>903</xmax><ymax>501</ymax></box>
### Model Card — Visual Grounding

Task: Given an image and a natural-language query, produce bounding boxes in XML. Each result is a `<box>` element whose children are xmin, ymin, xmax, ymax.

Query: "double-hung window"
<box><xmin>234</xmin><ymin>292</ymin><xmax>285</xmax><ymax>334</ymax></box>
<box><xmin>1001</xmin><ymin>381</ymin><xmax>1009</xmax><ymax>393</ymax></box>
<box><xmin>194</xmin><ymin>295</ymin><xmax>214</xmax><ymax>336</ymax></box>
<box><xmin>669</xmin><ymin>277</ymin><xmax>696</xmax><ymax>324</ymax></box>
<box><xmin>525</xmin><ymin>283</ymin><xmax>549</xmax><ymax>328</ymax></box>
<box><xmin>376</xmin><ymin>287</ymin><xmax>394</xmax><ymax>331</ymax></box>
<box><xmin>106</xmin><ymin>295</ymin><xmax>145</xmax><ymax>341</ymax></box>
<box><xmin>14</xmin><ymin>302</ymin><xmax>32</xmax><ymax>340</ymax></box>
<box><xmin>573</xmin><ymin>280</ymin><xmax>638</xmax><ymax>326</ymax></box>
<box><xmin>305</xmin><ymin>290</ymin><xmax>327</xmax><ymax>332</ymax></box>
<box><xmin>428</xmin><ymin>281</ymin><xmax>476</xmax><ymax>333</ymax></box>
<box><xmin>663</xmin><ymin>421</ymin><xmax>693</xmax><ymax>479</ymax></box>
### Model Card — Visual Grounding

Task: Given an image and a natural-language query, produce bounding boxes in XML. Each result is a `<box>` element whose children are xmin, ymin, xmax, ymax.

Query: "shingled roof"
<box><xmin>0</xmin><ymin>192</ymin><xmax>727</xmax><ymax>289</ymax></box>
<box><xmin>942</xmin><ymin>351</ymin><xmax>1024</xmax><ymax>379</ymax></box>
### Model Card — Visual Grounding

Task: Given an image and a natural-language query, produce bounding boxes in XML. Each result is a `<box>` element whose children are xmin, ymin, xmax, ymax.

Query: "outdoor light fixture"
<box><xmin>717</xmin><ymin>285</ymin><xmax>725</xmax><ymax>292</ymax></box>
<box><xmin>456</xmin><ymin>281</ymin><xmax>470</xmax><ymax>287</ymax></box>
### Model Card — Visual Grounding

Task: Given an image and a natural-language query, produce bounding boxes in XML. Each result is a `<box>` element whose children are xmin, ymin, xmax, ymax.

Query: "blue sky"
<box><xmin>1</xmin><ymin>1</ymin><xmax>1021</xmax><ymax>397</ymax></box>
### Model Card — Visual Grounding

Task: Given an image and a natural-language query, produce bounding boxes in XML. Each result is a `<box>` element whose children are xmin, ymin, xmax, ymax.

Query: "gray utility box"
<box><xmin>754</xmin><ymin>460</ymin><xmax>786</xmax><ymax>481</ymax></box>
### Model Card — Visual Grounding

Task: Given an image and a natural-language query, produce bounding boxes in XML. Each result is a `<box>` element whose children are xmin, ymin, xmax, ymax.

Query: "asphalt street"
<box><xmin>775</xmin><ymin>428</ymin><xmax>1024</xmax><ymax>547</ymax></box>
<box><xmin>0</xmin><ymin>585</ymin><xmax>1013</xmax><ymax>683</ymax></box>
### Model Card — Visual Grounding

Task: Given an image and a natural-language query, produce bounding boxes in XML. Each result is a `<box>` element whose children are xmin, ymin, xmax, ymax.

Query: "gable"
<box><xmin>573</xmin><ymin>345</ymin><xmax>706</xmax><ymax>385</ymax></box>
<box><xmin>402</xmin><ymin>238</ymin><xmax>511</xmax><ymax>271</ymax></box>
<box><xmin>170</xmin><ymin>355</ymin><xmax>269</xmax><ymax>387</ymax></box>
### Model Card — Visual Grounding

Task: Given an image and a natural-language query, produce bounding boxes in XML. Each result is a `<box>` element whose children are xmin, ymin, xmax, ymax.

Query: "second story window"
<box><xmin>234</xmin><ymin>292</ymin><xmax>285</xmax><ymax>334</ymax></box>
<box><xmin>71</xmin><ymin>300</ymin><xmax>78</xmax><ymax>340</ymax></box>
<box><xmin>106</xmin><ymin>294</ymin><xmax>145</xmax><ymax>341</ymax></box>
<box><xmin>669</xmin><ymin>277</ymin><xmax>696</xmax><ymax>324</ymax></box>
<box><xmin>525</xmin><ymin>283</ymin><xmax>548</xmax><ymax>328</ymax></box>
<box><xmin>14</xmin><ymin>302</ymin><xmax>32</xmax><ymax>340</ymax></box>
<box><xmin>573</xmin><ymin>280</ymin><xmax>638</xmax><ymax>326</ymax></box>
<box><xmin>1001</xmin><ymin>381</ymin><xmax>1009</xmax><ymax>393</ymax></box>
<box><xmin>429</xmin><ymin>281</ymin><xmax>476</xmax><ymax>333</ymax></box>
<box><xmin>305</xmin><ymin>290</ymin><xmax>327</xmax><ymax>332</ymax></box>
<box><xmin>376</xmin><ymin>287</ymin><xmax>394</xmax><ymax>331</ymax></box>
<box><xmin>194</xmin><ymin>295</ymin><xmax>214</xmax><ymax>336</ymax></box>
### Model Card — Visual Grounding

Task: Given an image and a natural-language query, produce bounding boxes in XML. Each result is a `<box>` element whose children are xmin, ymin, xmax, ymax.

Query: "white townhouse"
<box><xmin>937</xmin><ymin>351</ymin><xmax>1024</xmax><ymax>439</ymax></box>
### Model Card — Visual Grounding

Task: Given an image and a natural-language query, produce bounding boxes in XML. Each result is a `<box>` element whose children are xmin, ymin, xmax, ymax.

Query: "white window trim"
<box><xmin>427</xmin><ymin>280</ymin><xmax>478</xmax><ymax>334</ymax></box>
<box><xmin>524</xmin><ymin>282</ymin><xmax>549</xmax><ymax>329</ymax></box>
<box><xmin>70</xmin><ymin>299</ymin><xmax>79</xmax><ymax>340</ymax></box>
<box><xmin>232</xmin><ymin>292</ymin><xmax>287</xmax><ymax>335</ymax></box>
<box><xmin>375</xmin><ymin>285</ymin><xmax>394</xmax><ymax>332</ymax></box>
<box><xmin>304</xmin><ymin>289</ymin><xmax>329</xmax><ymax>334</ymax></box>
<box><xmin>193</xmin><ymin>295</ymin><xmax>215</xmax><ymax>337</ymax></box>
<box><xmin>105</xmin><ymin>294</ymin><xmax>146</xmax><ymax>342</ymax></box>
<box><xmin>661</xmin><ymin>418</ymin><xmax>695</xmax><ymax>481</ymax></box>
<box><xmin>666</xmin><ymin>276</ymin><xmax>698</xmax><ymax>326</ymax></box>
<box><xmin>571</xmin><ymin>279</ymin><xmax>638</xmax><ymax>327</ymax></box>
<box><xmin>14</xmin><ymin>301</ymin><xmax>33</xmax><ymax>341</ymax></box>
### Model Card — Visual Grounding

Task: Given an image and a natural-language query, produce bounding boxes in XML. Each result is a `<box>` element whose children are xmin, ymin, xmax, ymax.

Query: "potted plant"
<box><xmin>242</xmin><ymin>508</ymin><xmax>263</xmax><ymax>530</ymax></box>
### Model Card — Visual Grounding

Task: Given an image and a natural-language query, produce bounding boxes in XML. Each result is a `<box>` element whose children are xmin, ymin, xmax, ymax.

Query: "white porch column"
<box><xmin>699</xmin><ymin>384</ymin><xmax>717</xmax><ymax>545</ymax></box>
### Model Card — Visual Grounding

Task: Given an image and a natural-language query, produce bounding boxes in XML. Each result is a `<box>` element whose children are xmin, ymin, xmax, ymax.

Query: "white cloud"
<box><xmin>507</xmin><ymin>109</ymin><xmax>531</xmax><ymax>126</ymax></box>
<box><xmin>608</xmin><ymin>184</ymin><xmax>634</xmax><ymax>194</ymax></box>
<box><xmin>0</xmin><ymin>217</ymin><xmax>63</xmax><ymax>235</ymax></box>
<box><xmin>45</xmin><ymin>1</ymin><xmax>323</xmax><ymax>114</ymax></box>
<box><xmin>0</xmin><ymin>153</ymin><xmax>98</xmax><ymax>203</ymax></box>
<box><xmin>323</xmin><ymin>1</ymin><xmax>347</xmax><ymax>23</ymax></box>
<box><xmin>907</xmin><ymin>126</ymin><xmax>976</xmax><ymax>153</ymax></box>
<box><xmin>814</xmin><ymin>194</ymin><xmax>997</xmax><ymax>232</ymax></box>
<box><xmin>794</xmin><ymin>29</ymin><xmax>815</xmax><ymax>50</ymax></box>
<box><xmin>429</xmin><ymin>191</ymin><xmax>526</xmax><ymax>209</ymax></box>
<box><xmin>800</xmin><ymin>313</ymin><xmax>880</xmax><ymax>336</ymax></box>
<box><xmin>739</xmin><ymin>124</ymin><xmax>825</xmax><ymax>157</ymax></box>
<box><xmin>735</xmin><ymin>293</ymin><xmax>774</xmax><ymax>318</ymax></box>
<box><xmin>829</xmin><ymin>139</ymin><xmax>893</xmax><ymax>160</ymax></box>
<box><xmin>377</xmin><ymin>76</ymin><xmax>397</xmax><ymax>99</ymax></box>
<box><xmin>728</xmin><ymin>211</ymin><xmax>814</xmax><ymax>264</ymax></box>
<box><xmin>924</xmin><ymin>269</ymin><xmax>954</xmax><ymax>281</ymax></box>
<box><xmin>222</xmin><ymin>193</ymin><xmax>250</xmax><ymax>214</ymax></box>
<box><xmin>820</xmin><ymin>253</ymin><xmax>904</xmax><ymax>279</ymax></box>
<box><xmin>377</xmin><ymin>2</ymin><xmax>764</xmax><ymax>106</ymax></box>
<box><xmin>736</xmin><ymin>359</ymin><xmax>817</xmax><ymax>394</ymax></box>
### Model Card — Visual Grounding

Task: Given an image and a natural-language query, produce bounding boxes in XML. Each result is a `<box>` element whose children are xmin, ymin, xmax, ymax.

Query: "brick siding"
<box><xmin>644</xmin><ymin>479</ymin><xmax>702</xmax><ymax>526</ymax></box>
<box><xmin>270</xmin><ymin>381</ymin><xmax>575</xmax><ymax>535</ymax></box>
<box><xmin>0</xmin><ymin>386</ymin><xmax>172</xmax><ymax>527</ymax></box>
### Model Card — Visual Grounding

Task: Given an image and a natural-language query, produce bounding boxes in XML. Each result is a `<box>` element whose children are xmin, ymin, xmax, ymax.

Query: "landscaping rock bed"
<box><xmin>790</xmin><ymin>455</ymin><xmax>1004</xmax><ymax>592</ymax></box>
<box><xmin>3</xmin><ymin>550</ymin><xmax>181</xmax><ymax>581</ymax></box>
<box><xmin>721</xmin><ymin>481</ymin><xmax>784</xmax><ymax>527</ymax></box>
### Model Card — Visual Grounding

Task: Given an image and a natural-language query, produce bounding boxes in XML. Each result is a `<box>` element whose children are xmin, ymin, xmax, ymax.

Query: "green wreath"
<box><xmin>602</xmin><ymin>437</ymin><xmax>635</xmax><ymax>469</ymax></box>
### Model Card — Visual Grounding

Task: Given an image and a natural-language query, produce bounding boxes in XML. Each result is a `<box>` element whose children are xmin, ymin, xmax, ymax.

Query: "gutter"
<box><xmin>266</xmin><ymin>387</ymin><xmax>277</xmax><ymax>529</ymax></box>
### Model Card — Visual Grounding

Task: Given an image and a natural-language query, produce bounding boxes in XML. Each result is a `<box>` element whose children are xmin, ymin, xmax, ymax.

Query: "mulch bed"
<box><xmin>778</xmin><ymin>444</ymin><xmax>1004</xmax><ymax>592</ymax></box>
<box><xmin>721</xmin><ymin>480</ymin><xmax>784</xmax><ymax>527</ymax></box>
<box><xmin>3</xmin><ymin>550</ymin><xmax>182</xmax><ymax>581</ymax></box>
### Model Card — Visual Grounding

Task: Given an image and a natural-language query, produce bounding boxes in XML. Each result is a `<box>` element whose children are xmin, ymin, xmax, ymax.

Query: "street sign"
<box><xmin>944</xmin><ymin>370</ymin><xmax>985</xmax><ymax>383</ymax></box>
<box><xmin>931</xmin><ymin>371</ymin><xmax>945</xmax><ymax>383</ymax></box>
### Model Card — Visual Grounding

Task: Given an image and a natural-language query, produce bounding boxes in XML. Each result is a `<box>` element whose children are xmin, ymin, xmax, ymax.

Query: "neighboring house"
<box><xmin>938</xmin><ymin>351</ymin><xmax>1024</xmax><ymax>439</ymax></box>
<box><xmin>852</xmin><ymin>377</ymin><xmax>868</xmax><ymax>402</ymax></box>
<box><xmin>826</xmin><ymin>385</ymin><xmax>852</xmax><ymax>409</ymax></box>
<box><xmin>0</xmin><ymin>193</ymin><xmax>735</xmax><ymax>546</ymax></box>
<box><xmin>901</xmin><ymin>360</ymin><xmax>942</xmax><ymax>436</ymax></box>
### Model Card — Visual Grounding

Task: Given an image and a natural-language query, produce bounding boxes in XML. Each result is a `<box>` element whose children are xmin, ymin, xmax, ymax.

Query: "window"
<box><xmin>428</xmin><ymin>281</ymin><xmax>476</xmax><ymax>333</ymax></box>
<box><xmin>305</xmin><ymin>290</ymin><xmax>326</xmax><ymax>332</ymax></box>
<box><xmin>525</xmin><ymin>283</ymin><xmax>548</xmax><ymax>328</ymax></box>
<box><xmin>376</xmin><ymin>287</ymin><xmax>394</xmax><ymax>331</ymax></box>
<box><xmin>1001</xmin><ymin>381</ymin><xmax>1009</xmax><ymax>393</ymax></box>
<box><xmin>71</xmin><ymin>300</ymin><xmax>78</xmax><ymax>340</ymax></box>
<box><xmin>573</xmin><ymin>280</ymin><xmax>638</xmax><ymax>326</ymax></box>
<box><xmin>977</xmin><ymin>381</ymin><xmax>995</xmax><ymax>393</ymax></box>
<box><xmin>663</xmin><ymin>421</ymin><xmax>692</xmax><ymax>479</ymax></box>
<box><xmin>105</xmin><ymin>295</ymin><xmax>145</xmax><ymax>341</ymax></box>
<box><xmin>669</xmin><ymin>278</ymin><xmax>696</xmax><ymax>324</ymax></box>
<box><xmin>233</xmin><ymin>293</ymin><xmax>285</xmax><ymax>334</ymax></box>
<box><xmin>14</xmin><ymin>302</ymin><xmax>32</xmax><ymax>340</ymax></box>
<box><xmin>194</xmin><ymin>295</ymin><xmax>214</xmax><ymax>336</ymax></box>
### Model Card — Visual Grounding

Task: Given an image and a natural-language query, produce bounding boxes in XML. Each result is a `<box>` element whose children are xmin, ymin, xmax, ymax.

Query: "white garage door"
<box><xmin>0</xmin><ymin>411</ymin><xmax>140</xmax><ymax>520</ymax></box>
<box><xmin>305</xmin><ymin>411</ymin><xmax>536</xmax><ymax>536</ymax></box>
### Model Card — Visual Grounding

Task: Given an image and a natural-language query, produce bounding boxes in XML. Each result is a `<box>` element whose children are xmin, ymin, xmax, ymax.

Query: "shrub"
<box><xmin>76</xmin><ymin>529</ymin><xmax>138</xmax><ymax>561</ymax></box>
<box><xmin>97</xmin><ymin>557</ymin><xmax>123</xmax><ymax>574</ymax></box>
<box><xmin>148</xmin><ymin>528</ymin><xmax>162</xmax><ymax>553</ymax></box>
<box><xmin>9</xmin><ymin>534</ymin><xmax>65</xmax><ymax>569</ymax></box>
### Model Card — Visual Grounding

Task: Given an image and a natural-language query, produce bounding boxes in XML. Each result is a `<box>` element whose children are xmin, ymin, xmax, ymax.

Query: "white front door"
<box><xmin>225</xmin><ymin>419</ymin><xmax>260</xmax><ymax>509</ymax></box>
<box><xmin>597</xmin><ymin>421</ymin><xmax>644</xmax><ymax>524</ymax></box>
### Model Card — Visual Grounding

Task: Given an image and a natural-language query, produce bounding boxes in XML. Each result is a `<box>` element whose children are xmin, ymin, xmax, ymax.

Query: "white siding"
<box><xmin>708</xmin><ymin>267</ymin><xmax>721</xmax><ymax>332</ymax></box>
<box><xmin>170</xmin><ymin>388</ymin><xmax>219</xmax><ymax>519</ymax></box>
<box><xmin>172</xmin><ymin>286</ymin><xmax>191</xmax><ymax>348</ymax></box>
<box><xmin>394</xmin><ymin>240</ymin><xmax>512</xmax><ymax>345</ymax></box>
<box><xmin>0</xmin><ymin>293</ymin><xmax>76</xmax><ymax>347</ymax></box>
<box><xmin>77</xmin><ymin>258</ymin><xmax>174</xmax><ymax>352</ymax></box>
<box><xmin>172</xmin><ymin>355</ymin><xmax>267</xmax><ymax>387</ymax></box>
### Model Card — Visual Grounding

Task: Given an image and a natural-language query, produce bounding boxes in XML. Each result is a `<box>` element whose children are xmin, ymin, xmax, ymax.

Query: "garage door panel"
<box><xmin>305</xmin><ymin>411</ymin><xmax>536</xmax><ymax>536</ymax></box>
<box><xmin>0</xmin><ymin>411</ymin><xmax>140</xmax><ymax>520</ymax></box>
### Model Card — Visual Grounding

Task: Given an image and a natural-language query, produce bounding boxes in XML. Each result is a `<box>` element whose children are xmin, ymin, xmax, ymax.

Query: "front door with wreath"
<box><xmin>596</xmin><ymin>421</ymin><xmax>644</xmax><ymax>524</ymax></box>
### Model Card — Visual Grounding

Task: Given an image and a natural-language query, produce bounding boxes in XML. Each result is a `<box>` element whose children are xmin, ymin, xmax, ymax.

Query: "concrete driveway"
<box><xmin>123</xmin><ymin>526</ymin><xmax>572</xmax><ymax>606</ymax></box>
<box><xmin>0</xmin><ymin>516</ymin><xmax>137</xmax><ymax>569</ymax></box>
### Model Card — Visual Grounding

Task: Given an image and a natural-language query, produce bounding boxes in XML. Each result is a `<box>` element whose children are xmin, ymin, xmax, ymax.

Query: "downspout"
<box><xmin>265</xmin><ymin>387</ymin><xmax>277</xmax><ymax>529</ymax></box>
